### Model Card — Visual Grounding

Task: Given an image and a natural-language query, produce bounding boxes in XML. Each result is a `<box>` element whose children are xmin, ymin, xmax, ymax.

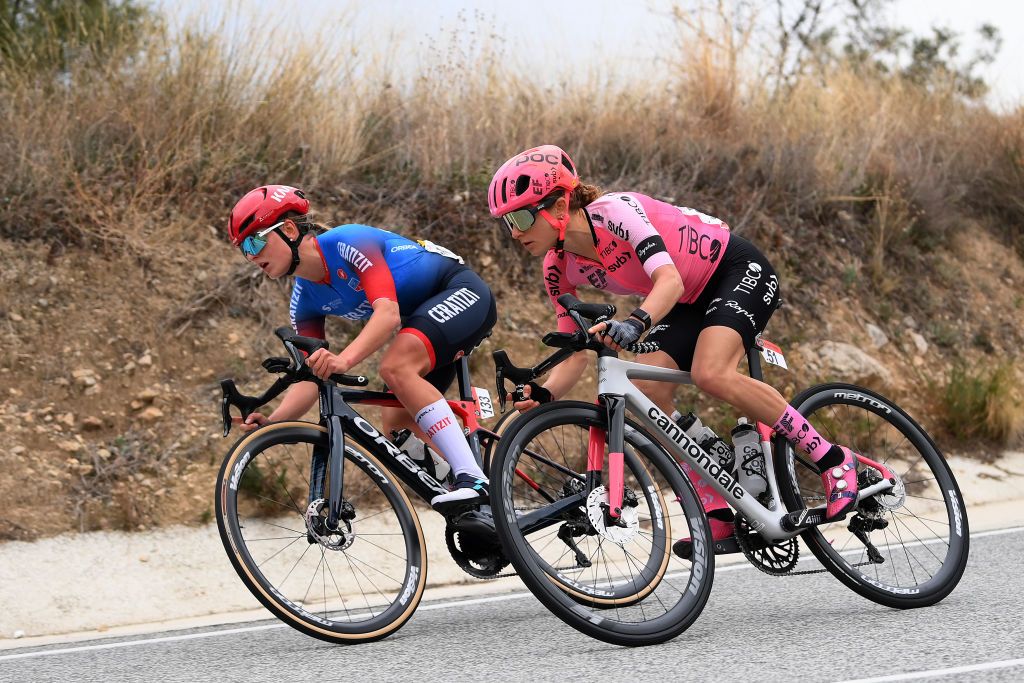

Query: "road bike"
<box><xmin>488</xmin><ymin>294</ymin><xmax>970</xmax><ymax>646</ymax></box>
<box><xmin>215</xmin><ymin>327</ymin><xmax>516</xmax><ymax>644</ymax></box>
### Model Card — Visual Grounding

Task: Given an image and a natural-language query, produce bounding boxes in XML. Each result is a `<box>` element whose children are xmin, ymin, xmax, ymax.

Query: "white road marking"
<box><xmin>2</xmin><ymin>525</ymin><xmax>1020</xmax><ymax>662</ymax></box>
<box><xmin>833</xmin><ymin>657</ymin><xmax>1024</xmax><ymax>682</ymax></box>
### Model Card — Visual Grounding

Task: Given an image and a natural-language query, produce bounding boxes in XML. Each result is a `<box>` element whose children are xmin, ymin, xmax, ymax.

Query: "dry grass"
<box><xmin>1</xmin><ymin>5</ymin><xmax>1020</xmax><ymax>265</ymax></box>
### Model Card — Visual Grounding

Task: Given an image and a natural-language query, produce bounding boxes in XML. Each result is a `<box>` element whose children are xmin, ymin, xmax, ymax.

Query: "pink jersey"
<box><xmin>544</xmin><ymin>192</ymin><xmax>730</xmax><ymax>332</ymax></box>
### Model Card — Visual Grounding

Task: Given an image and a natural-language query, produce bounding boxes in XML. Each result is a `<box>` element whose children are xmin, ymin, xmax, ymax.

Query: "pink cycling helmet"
<box><xmin>487</xmin><ymin>145</ymin><xmax>579</xmax><ymax>217</ymax></box>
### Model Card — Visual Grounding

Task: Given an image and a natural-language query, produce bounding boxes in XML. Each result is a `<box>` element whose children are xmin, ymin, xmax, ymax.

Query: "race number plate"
<box><xmin>759</xmin><ymin>339</ymin><xmax>788</xmax><ymax>370</ymax></box>
<box><xmin>474</xmin><ymin>387</ymin><xmax>495</xmax><ymax>419</ymax></box>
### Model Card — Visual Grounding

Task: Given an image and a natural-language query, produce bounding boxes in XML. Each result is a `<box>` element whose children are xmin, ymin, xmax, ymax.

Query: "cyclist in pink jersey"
<box><xmin>488</xmin><ymin>145</ymin><xmax>863</xmax><ymax>552</ymax></box>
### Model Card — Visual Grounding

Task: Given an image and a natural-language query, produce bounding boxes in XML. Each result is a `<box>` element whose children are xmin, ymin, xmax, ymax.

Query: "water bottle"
<box><xmin>391</xmin><ymin>430</ymin><xmax>452</xmax><ymax>483</ymax></box>
<box><xmin>731</xmin><ymin>418</ymin><xmax>768</xmax><ymax>500</ymax></box>
<box><xmin>672</xmin><ymin>411</ymin><xmax>735</xmax><ymax>473</ymax></box>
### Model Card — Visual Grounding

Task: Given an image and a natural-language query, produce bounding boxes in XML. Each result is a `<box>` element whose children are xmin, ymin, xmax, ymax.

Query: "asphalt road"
<box><xmin>3</xmin><ymin>527</ymin><xmax>1023</xmax><ymax>683</ymax></box>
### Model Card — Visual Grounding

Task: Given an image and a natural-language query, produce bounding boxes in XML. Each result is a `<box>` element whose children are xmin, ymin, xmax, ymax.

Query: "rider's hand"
<box><xmin>307</xmin><ymin>348</ymin><xmax>351</xmax><ymax>380</ymax></box>
<box><xmin>510</xmin><ymin>382</ymin><xmax>553</xmax><ymax>413</ymax></box>
<box><xmin>234</xmin><ymin>412</ymin><xmax>269</xmax><ymax>433</ymax></box>
<box><xmin>589</xmin><ymin>317</ymin><xmax>645</xmax><ymax>352</ymax></box>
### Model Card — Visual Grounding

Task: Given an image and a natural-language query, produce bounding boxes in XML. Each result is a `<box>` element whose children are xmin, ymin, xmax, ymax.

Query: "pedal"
<box><xmin>673</xmin><ymin>535</ymin><xmax>753</xmax><ymax>560</ymax></box>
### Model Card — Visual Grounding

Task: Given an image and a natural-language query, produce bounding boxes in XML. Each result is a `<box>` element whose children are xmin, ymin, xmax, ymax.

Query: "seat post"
<box><xmin>747</xmin><ymin>346</ymin><xmax>764</xmax><ymax>382</ymax></box>
<box><xmin>455</xmin><ymin>356</ymin><xmax>473</xmax><ymax>401</ymax></box>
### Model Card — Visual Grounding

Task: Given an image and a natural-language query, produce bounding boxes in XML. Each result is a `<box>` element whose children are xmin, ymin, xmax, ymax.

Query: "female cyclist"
<box><xmin>487</xmin><ymin>145</ymin><xmax>861</xmax><ymax>551</ymax></box>
<box><xmin>228</xmin><ymin>185</ymin><xmax>496</xmax><ymax>510</ymax></box>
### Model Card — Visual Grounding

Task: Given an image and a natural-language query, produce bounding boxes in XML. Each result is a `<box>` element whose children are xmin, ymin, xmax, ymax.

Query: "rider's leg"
<box><xmin>690</xmin><ymin>326</ymin><xmax>859</xmax><ymax>519</ymax></box>
<box><xmin>379</xmin><ymin>333</ymin><xmax>485</xmax><ymax>480</ymax></box>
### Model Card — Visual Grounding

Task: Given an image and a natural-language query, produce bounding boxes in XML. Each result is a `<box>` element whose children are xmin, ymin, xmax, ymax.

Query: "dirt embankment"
<box><xmin>0</xmin><ymin>211</ymin><xmax>1022</xmax><ymax>541</ymax></box>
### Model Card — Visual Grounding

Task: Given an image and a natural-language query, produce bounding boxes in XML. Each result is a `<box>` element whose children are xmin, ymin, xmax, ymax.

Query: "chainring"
<box><xmin>734</xmin><ymin>513</ymin><xmax>799</xmax><ymax>576</ymax></box>
<box><xmin>445</xmin><ymin>525</ymin><xmax>510</xmax><ymax>579</ymax></box>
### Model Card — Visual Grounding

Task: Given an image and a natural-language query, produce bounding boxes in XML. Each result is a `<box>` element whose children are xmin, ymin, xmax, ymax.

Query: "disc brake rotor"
<box><xmin>586</xmin><ymin>486</ymin><xmax>640</xmax><ymax>546</ymax></box>
<box><xmin>305</xmin><ymin>498</ymin><xmax>354</xmax><ymax>551</ymax></box>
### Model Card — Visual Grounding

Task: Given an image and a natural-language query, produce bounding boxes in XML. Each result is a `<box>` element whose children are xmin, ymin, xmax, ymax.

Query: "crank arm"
<box><xmin>781</xmin><ymin>478</ymin><xmax>897</xmax><ymax>532</ymax></box>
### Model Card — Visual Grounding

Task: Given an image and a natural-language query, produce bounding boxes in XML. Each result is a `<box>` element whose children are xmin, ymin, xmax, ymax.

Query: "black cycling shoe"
<box><xmin>431</xmin><ymin>473</ymin><xmax>489</xmax><ymax>513</ymax></box>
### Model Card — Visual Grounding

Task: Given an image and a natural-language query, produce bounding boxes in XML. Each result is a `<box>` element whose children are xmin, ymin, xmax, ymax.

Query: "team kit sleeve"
<box><xmin>612</xmin><ymin>194</ymin><xmax>676</xmax><ymax>278</ymax></box>
<box><xmin>542</xmin><ymin>250</ymin><xmax>578</xmax><ymax>333</ymax></box>
<box><xmin>336</xmin><ymin>232</ymin><xmax>399</xmax><ymax>306</ymax></box>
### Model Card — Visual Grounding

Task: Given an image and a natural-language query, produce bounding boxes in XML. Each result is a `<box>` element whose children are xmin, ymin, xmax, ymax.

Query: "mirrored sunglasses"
<box><xmin>239</xmin><ymin>221</ymin><xmax>286</xmax><ymax>257</ymax></box>
<box><xmin>501</xmin><ymin>194</ymin><xmax>560</xmax><ymax>235</ymax></box>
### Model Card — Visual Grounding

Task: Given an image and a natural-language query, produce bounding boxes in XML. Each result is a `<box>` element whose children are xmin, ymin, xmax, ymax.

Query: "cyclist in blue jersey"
<box><xmin>227</xmin><ymin>185</ymin><xmax>497</xmax><ymax>510</ymax></box>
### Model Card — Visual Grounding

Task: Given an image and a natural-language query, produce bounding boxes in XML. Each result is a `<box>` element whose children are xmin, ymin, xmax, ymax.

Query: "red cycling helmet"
<box><xmin>228</xmin><ymin>185</ymin><xmax>309</xmax><ymax>247</ymax></box>
<box><xmin>488</xmin><ymin>145</ymin><xmax>579</xmax><ymax>217</ymax></box>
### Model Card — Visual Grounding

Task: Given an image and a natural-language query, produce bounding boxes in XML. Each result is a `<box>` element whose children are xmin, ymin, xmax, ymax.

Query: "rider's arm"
<box><xmin>634</xmin><ymin>263</ymin><xmax>683</xmax><ymax>324</ymax></box>
<box><xmin>337</xmin><ymin>298</ymin><xmax>401</xmax><ymax>368</ymax></box>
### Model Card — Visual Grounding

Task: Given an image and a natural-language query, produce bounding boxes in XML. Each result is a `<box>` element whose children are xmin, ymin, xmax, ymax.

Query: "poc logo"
<box><xmin>516</xmin><ymin>152</ymin><xmax>560</xmax><ymax>166</ymax></box>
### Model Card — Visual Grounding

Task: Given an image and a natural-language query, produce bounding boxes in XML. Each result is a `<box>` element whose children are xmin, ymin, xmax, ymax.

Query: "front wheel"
<box><xmin>774</xmin><ymin>383</ymin><xmax>969</xmax><ymax>608</ymax></box>
<box><xmin>215</xmin><ymin>422</ymin><xmax>427</xmax><ymax>643</ymax></box>
<box><xmin>490</xmin><ymin>402</ymin><xmax>714</xmax><ymax>646</ymax></box>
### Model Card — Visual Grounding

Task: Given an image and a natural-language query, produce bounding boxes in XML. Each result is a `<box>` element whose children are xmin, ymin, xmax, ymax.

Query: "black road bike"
<box><xmin>215</xmin><ymin>328</ymin><xmax>515</xmax><ymax>644</ymax></box>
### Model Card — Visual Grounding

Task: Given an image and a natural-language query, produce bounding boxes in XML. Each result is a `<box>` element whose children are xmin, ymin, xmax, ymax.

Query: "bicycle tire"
<box><xmin>774</xmin><ymin>383</ymin><xmax>969</xmax><ymax>608</ymax></box>
<box><xmin>489</xmin><ymin>401</ymin><xmax>714</xmax><ymax>646</ymax></box>
<box><xmin>215</xmin><ymin>422</ymin><xmax>427</xmax><ymax>643</ymax></box>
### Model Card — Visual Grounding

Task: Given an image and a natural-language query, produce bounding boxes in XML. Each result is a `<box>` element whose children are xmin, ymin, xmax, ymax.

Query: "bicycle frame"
<box><xmin>306</xmin><ymin>358</ymin><xmax>498</xmax><ymax>529</ymax></box>
<box><xmin>595</xmin><ymin>352</ymin><xmax>896</xmax><ymax>542</ymax></box>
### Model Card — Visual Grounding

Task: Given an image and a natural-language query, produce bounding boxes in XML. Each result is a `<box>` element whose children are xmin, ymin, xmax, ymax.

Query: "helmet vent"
<box><xmin>238</xmin><ymin>215</ymin><xmax>255</xmax><ymax>234</ymax></box>
<box><xmin>514</xmin><ymin>174</ymin><xmax>531</xmax><ymax>197</ymax></box>
<box><xmin>561</xmin><ymin>154</ymin><xmax>575</xmax><ymax>175</ymax></box>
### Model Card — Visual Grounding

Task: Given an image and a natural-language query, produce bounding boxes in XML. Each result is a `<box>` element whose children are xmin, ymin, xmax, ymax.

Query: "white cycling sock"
<box><xmin>414</xmin><ymin>398</ymin><xmax>485</xmax><ymax>479</ymax></box>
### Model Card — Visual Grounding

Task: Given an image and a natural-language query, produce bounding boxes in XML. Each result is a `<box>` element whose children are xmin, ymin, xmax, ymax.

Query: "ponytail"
<box><xmin>569</xmin><ymin>182</ymin><xmax>603</xmax><ymax>211</ymax></box>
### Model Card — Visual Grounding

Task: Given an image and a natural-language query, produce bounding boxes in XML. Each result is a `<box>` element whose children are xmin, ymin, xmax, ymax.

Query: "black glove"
<box><xmin>525</xmin><ymin>382</ymin><xmax>552</xmax><ymax>404</ymax></box>
<box><xmin>602</xmin><ymin>317</ymin><xmax>645</xmax><ymax>348</ymax></box>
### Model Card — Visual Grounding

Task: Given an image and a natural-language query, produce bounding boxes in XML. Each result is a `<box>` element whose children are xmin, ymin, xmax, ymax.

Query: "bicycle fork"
<box><xmin>594</xmin><ymin>394</ymin><xmax>628</xmax><ymax>522</ymax></box>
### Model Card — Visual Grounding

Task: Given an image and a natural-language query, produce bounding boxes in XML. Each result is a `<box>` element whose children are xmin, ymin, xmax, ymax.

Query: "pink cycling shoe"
<box><xmin>672</xmin><ymin>516</ymin><xmax>734</xmax><ymax>560</ymax></box>
<box><xmin>822</xmin><ymin>446</ymin><xmax>860</xmax><ymax>520</ymax></box>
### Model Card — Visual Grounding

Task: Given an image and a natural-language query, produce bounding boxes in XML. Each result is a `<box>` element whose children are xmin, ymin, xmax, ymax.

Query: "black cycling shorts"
<box><xmin>644</xmin><ymin>234</ymin><xmax>781</xmax><ymax>371</ymax></box>
<box><xmin>400</xmin><ymin>266</ymin><xmax>497</xmax><ymax>392</ymax></box>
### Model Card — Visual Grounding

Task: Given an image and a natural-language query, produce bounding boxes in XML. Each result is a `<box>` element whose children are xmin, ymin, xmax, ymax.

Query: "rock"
<box><xmin>908</xmin><ymin>331</ymin><xmax>928</xmax><ymax>354</ymax></box>
<box><xmin>9</xmin><ymin>312</ymin><xmax>22</xmax><ymax>322</ymax></box>
<box><xmin>136</xmin><ymin>388</ymin><xmax>159</xmax><ymax>403</ymax></box>
<box><xmin>130</xmin><ymin>400</ymin><xmax>144</xmax><ymax>410</ymax></box>
<box><xmin>98</xmin><ymin>448</ymin><xmax>113</xmax><ymax>460</ymax></box>
<box><xmin>227</xmin><ymin>332</ymin><xmax>240</xmax><ymax>344</ymax></box>
<box><xmin>138</xmin><ymin>353</ymin><xmax>153</xmax><ymax>367</ymax></box>
<box><xmin>797</xmin><ymin>341</ymin><xmax>893</xmax><ymax>388</ymax></box>
<box><xmin>72</xmin><ymin>369</ymin><xmax>97</xmax><ymax>388</ymax></box>
<box><xmin>12</xmin><ymin>630</ymin><xmax>24</xmax><ymax>639</ymax></box>
<box><xmin>865</xmin><ymin>323</ymin><xmax>888</xmax><ymax>348</ymax></box>
<box><xmin>58</xmin><ymin>440</ymin><xmax>82</xmax><ymax>453</ymax></box>
<box><xmin>54</xmin><ymin>377</ymin><xmax>70</xmax><ymax>387</ymax></box>
<box><xmin>58</xmin><ymin>412</ymin><xmax>75</xmax><ymax>427</ymax></box>
<box><xmin>84</xmin><ymin>385</ymin><xmax>100</xmax><ymax>396</ymax></box>
<box><xmin>11</xmin><ymin>446</ymin><xmax>26</xmax><ymax>456</ymax></box>
<box><xmin>82</xmin><ymin>416</ymin><xmax>104</xmax><ymax>430</ymax></box>
<box><xmin>138</xmin><ymin>407</ymin><xmax>164</xmax><ymax>422</ymax></box>
<box><xmin>902</xmin><ymin>315</ymin><xmax>918</xmax><ymax>330</ymax></box>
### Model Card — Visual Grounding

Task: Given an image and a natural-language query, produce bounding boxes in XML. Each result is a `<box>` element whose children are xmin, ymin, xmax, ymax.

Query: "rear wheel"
<box><xmin>216</xmin><ymin>422</ymin><xmax>426</xmax><ymax>643</ymax></box>
<box><xmin>490</xmin><ymin>402</ymin><xmax>713</xmax><ymax>646</ymax></box>
<box><xmin>775</xmin><ymin>384</ymin><xmax>969</xmax><ymax>608</ymax></box>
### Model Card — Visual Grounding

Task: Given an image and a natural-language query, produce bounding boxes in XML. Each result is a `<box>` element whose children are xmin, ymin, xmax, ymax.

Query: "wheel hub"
<box><xmin>586</xmin><ymin>486</ymin><xmax>639</xmax><ymax>546</ymax></box>
<box><xmin>305</xmin><ymin>499</ymin><xmax>355</xmax><ymax>551</ymax></box>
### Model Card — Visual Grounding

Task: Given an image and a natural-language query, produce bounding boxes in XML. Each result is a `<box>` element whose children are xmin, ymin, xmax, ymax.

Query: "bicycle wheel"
<box><xmin>490</xmin><ymin>401</ymin><xmax>714</xmax><ymax>646</ymax></box>
<box><xmin>774</xmin><ymin>383</ymin><xmax>969</xmax><ymax>608</ymax></box>
<box><xmin>215</xmin><ymin>422</ymin><xmax>427</xmax><ymax>643</ymax></box>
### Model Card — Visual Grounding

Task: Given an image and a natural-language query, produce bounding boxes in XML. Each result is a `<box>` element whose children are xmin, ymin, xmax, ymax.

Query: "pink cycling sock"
<box><xmin>772</xmin><ymin>404</ymin><xmax>833</xmax><ymax>462</ymax></box>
